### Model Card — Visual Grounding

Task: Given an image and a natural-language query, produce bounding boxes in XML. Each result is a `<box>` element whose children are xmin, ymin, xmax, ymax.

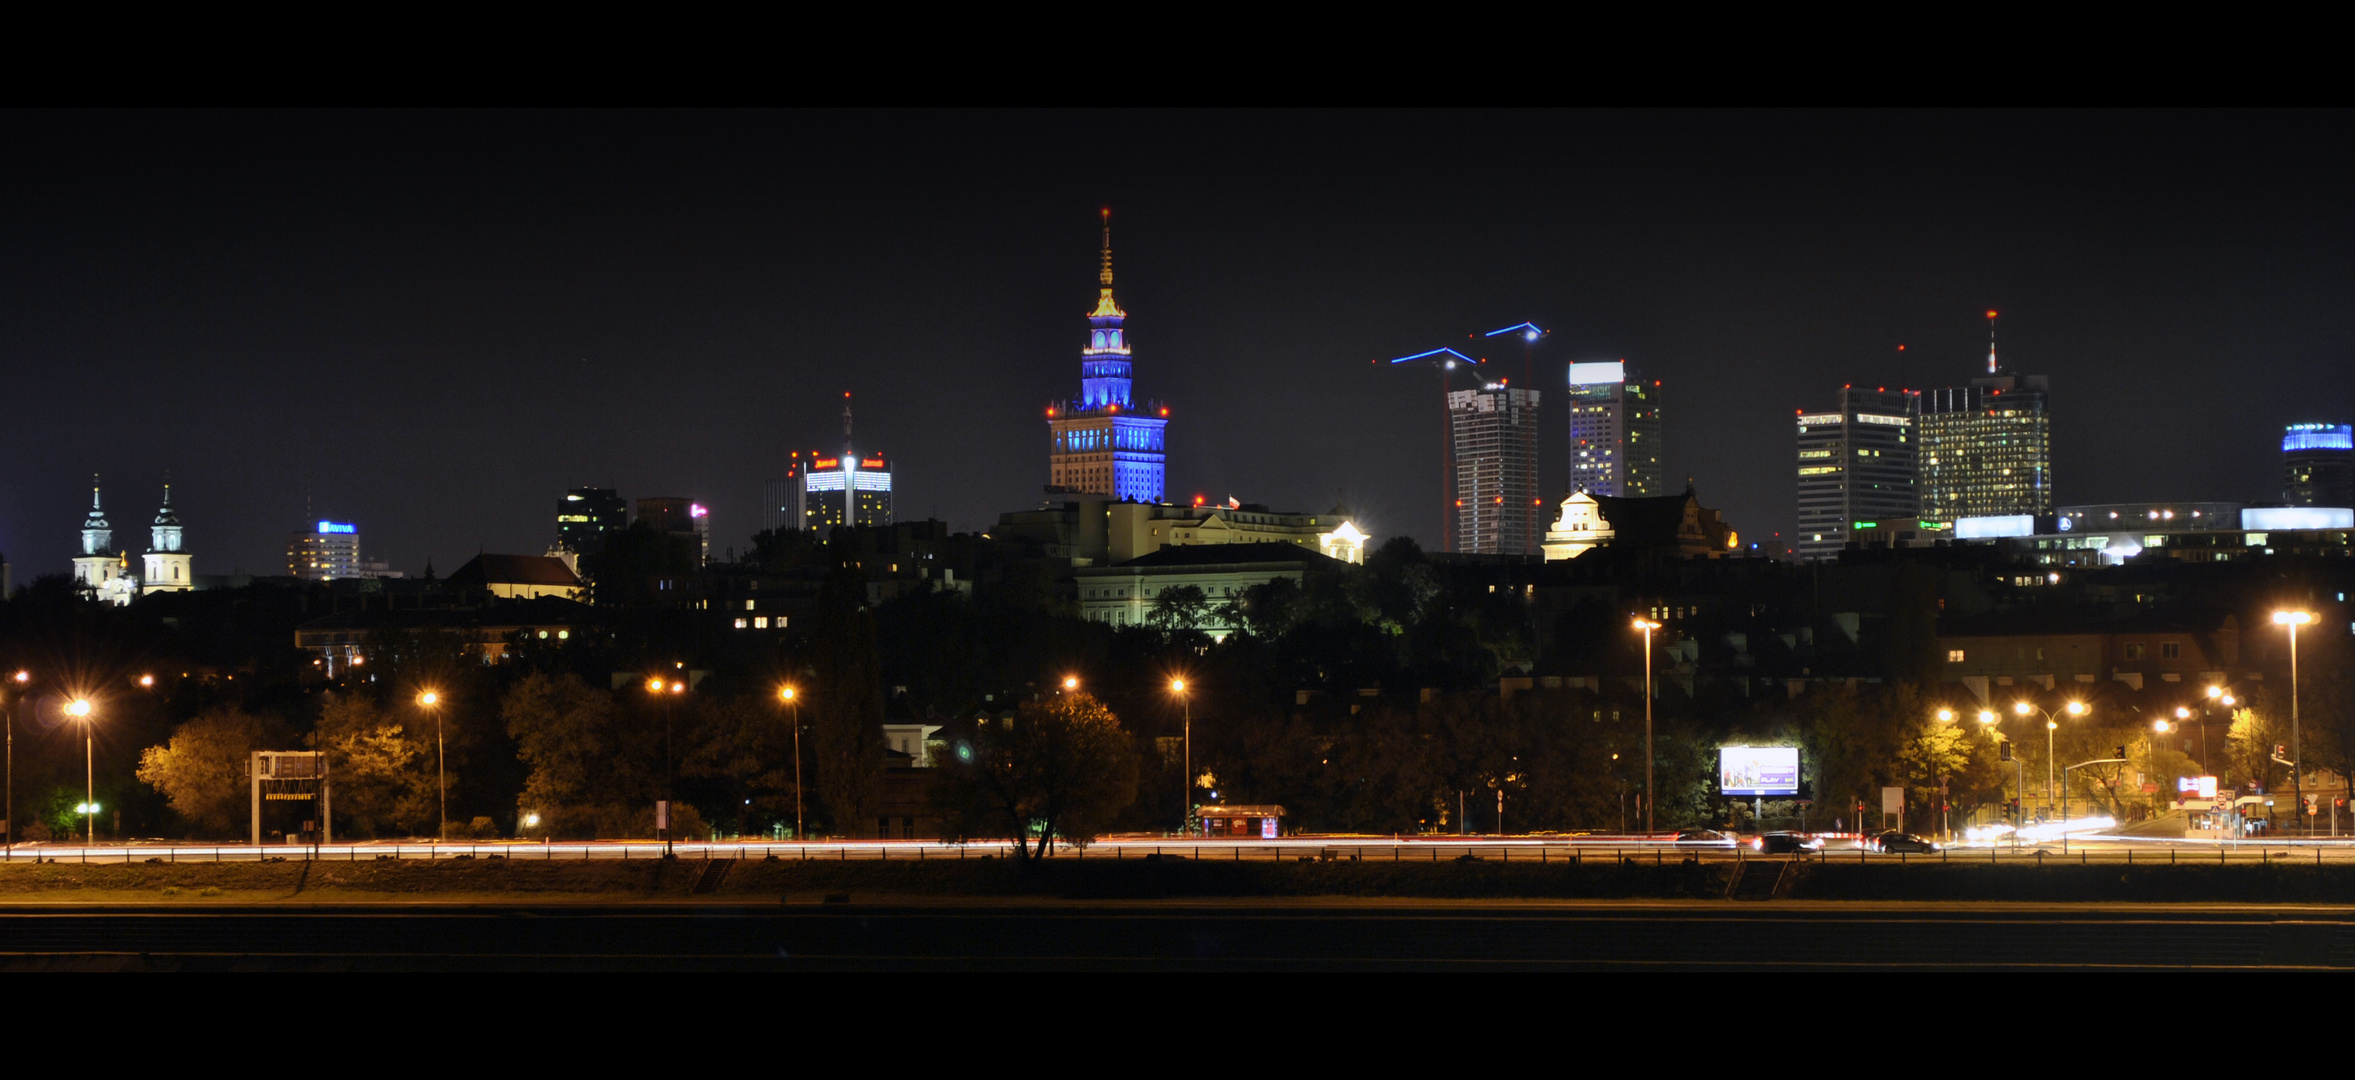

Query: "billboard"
<box><xmin>1719</xmin><ymin>746</ymin><xmax>1800</xmax><ymax>797</ymax></box>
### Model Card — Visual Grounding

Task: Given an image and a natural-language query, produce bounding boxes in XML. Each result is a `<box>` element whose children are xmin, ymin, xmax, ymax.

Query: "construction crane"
<box><xmin>1380</xmin><ymin>323</ymin><xmax>1547</xmax><ymax>553</ymax></box>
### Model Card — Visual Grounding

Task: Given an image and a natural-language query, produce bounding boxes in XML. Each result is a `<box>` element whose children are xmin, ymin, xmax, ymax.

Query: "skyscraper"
<box><xmin>2283</xmin><ymin>423</ymin><xmax>2354</xmax><ymax>507</ymax></box>
<box><xmin>1795</xmin><ymin>387</ymin><xmax>1919</xmax><ymax>562</ymax></box>
<box><xmin>289</xmin><ymin>521</ymin><xmax>361</xmax><ymax>580</ymax></box>
<box><xmin>1918</xmin><ymin>314</ymin><xmax>2053</xmax><ymax>525</ymax></box>
<box><xmin>1450</xmin><ymin>381</ymin><xmax>1543</xmax><ymax>554</ymax></box>
<box><xmin>1564</xmin><ymin>360</ymin><xmax>1662</xmax><ymax>497</ymax></box>
<box><xmin>556</xmin><ymin>486</ymin><xmax>629</xmax><ymax>554</ymax></box>
<box><xmin>1048</xmin><ymin>211</ymin><xmax>1168</xmax><ymax>503</ymax></box>
<box><xmin>636</xmin><ymin>497</ymin><xmax>711</xmax><ymax>564</ymax></box>
<box><xmin>799</xmin><ymin>452</ymin><xmax>893</xmax><ymax>529</ymax></box>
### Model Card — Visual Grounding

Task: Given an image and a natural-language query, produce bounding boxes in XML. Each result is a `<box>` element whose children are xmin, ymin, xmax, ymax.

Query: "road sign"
<box><xmin>1881</xmin><ymin>787</ymin><xmax>1903</xmax><ymax>814</ymax></box>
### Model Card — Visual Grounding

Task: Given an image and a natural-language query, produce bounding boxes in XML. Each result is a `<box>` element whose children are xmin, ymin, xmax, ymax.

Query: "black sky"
<box><xmin>4</xmin><ymin>110</ymin><xmax>2351</xmax><ymax>577</ymax></box>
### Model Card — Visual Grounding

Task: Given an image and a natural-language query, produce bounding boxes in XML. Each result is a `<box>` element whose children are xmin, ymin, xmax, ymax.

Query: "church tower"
<box><xmin>142</xmin><ymin>483</ymin><xmax>193</xmax><ymax>594</ymax></box>
<box><xmin>70</xmin><ymin>477</ymin><xmax>125</xmax><ymax>599</ymax></box>
<box><xmin>1047</xmin><ymin>210</ymin><xmax>1168</xmax><ymax>502</ymax></box>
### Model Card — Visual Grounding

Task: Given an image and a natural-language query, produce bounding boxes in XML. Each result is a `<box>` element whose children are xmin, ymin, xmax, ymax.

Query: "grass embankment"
<box><xmin>0</xmin><ymin>853</ymin><xmax>1732</xmax><ymax>903</ymax></box>
<box><xmin>12</xmin><ymin>854</ymin><xmax>2355</xmax><ymax>904</ymax></box>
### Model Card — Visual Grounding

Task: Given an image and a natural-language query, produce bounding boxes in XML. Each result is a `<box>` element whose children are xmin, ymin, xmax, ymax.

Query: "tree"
<box><xmin>136</xmin><ymin>708</ymin><xmax>278</xmax><ymax>836</ymax></box>
<box><xmin>313</xmin><ymin>692</ymin><xmax>434</xmax><ymax>837</ymax></box>
<box><xmin>808</xmin><ymin>571</ymin><xmax>886</xmax><ymax>835</ymax></box>
<box><xmin>933</xmin><ymin>692</ymin><xmax>1139</xmax><ymax>858</ymax></box>
<box><xmin>1148</xmin><ymin>585</ymin><xmax>1210</xmax><ymax>633</ymax></box>
<box><xmin>501</xmin><ymin>670</ymin><xmax>655</xmax><ymax>836</ymax></box>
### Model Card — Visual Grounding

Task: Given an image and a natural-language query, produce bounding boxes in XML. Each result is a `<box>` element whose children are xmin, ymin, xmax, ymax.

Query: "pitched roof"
<box><xmin>446</xmin><ymin>553</ymin><xmax>580</xmax><ymax>588</ymax></box>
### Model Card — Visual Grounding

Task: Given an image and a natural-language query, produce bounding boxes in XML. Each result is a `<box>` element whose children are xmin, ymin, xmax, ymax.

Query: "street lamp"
<box><xmin>1062</xmin><ymin>676</ymin><xmax>1080</xmax><ymax>693</ymax></box>
<box><xmin>1931</xmin><ymin>708</ymin><xmax>1957</xmax><ymax>840</ymax></box>
<box><xmin>418</xmin><ymin>690</ymin><xmax>443</xmax><ymax>840</ymax></box>
<box><xmin>1170</xmin><ymin>678</ymin><xmax>1192</xmax><ymax>835</ymax></box>
<box><xmin>66</xmin><ymin>698</ymin><xmax>94</xmax><ymax>846</ymax></box>
<box><xmin>647</xmin><ymin>676</ymin><xmax>681</xmax><ymax>852</ymax></box>
<box><xmin>3</xmin><ymin>670</ymin><xmax>24</xmax><ymax>848</ymax></box>
<box><xmin>1632</xmin><ymin>618</ymin><xmax>1659</xmax><ymax>833</ymax></box>
<box><xmin>779</xmin><ymin>685</ymin><xmax>802</xmax><ymax>841</ymax></box>
<box><xmin>2014</xmin><ymin>699</ymin><xmax>2087</xmax><ymax>821</ymax></box>
<box><xmin>2274</xmin><ymin>610</ymin><xmax>2315</xmax><ymax>833</ymax></box>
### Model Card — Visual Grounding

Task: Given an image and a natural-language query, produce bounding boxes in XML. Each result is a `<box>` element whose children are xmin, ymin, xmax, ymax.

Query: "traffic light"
<box><xmin>1999</xmin><ymin>742</ymin><xmax>2013</xmax><ymax>762</ymax></box>
<box><xmin>2115</xmin><ymin>746</ymin><xmax>2127</xmax><ymax>762</ymax></box>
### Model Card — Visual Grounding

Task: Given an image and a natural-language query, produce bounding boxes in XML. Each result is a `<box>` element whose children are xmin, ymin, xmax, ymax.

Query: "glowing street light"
<box><xmin>67</xmin><ymin>698</ymin><xmax>94</xmax><ymax>845</ymax></box>
<box><xmin>1632</xmin><ymin>618</ymin><xmax>1660</xmax><ymax>833</ymax></box>
<box><xmin>2275</xmin><ymin>610</ymin><xmax>2315</xmax><ymax>832</ymax></box>
<box><xmin>1062</xmin><ymin>676</ymin><xmax>1080</xmax><ymax>692</ymax></box>
<box><xmin>779</xmin><ymin>685</ymin><xmax>803</xmax><ymax>840</ymax></box>
<box><xmin>1170</xmin><ymin>678</ymin><xmax>1192</xmax><ymax>835</ymax></box>
<box><xmin>2014</xmin><ymin>699</ymin><xmax>2087</xmax><ymax>821</ymax></box>
<box><xmin>418</xmin><ymin>690</ymin><xmax>445</xmax><ymax>840</ymax></box>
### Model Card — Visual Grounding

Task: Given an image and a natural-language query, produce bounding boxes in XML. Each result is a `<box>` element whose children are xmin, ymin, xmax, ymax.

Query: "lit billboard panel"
<box><xmin>1955</xmin><ymin>515</ymin><xmax>2036</xmax><ymax>539</ymax></box>
<box><xmin>1719</xmin><ymin>746</ymin><xmax>1800</xmax><ymax>797</ymax></box>
<box><xmin>2241</xmin><ymin>506</ymin><xmax>2354</xmax><ymax>531</ymax></box>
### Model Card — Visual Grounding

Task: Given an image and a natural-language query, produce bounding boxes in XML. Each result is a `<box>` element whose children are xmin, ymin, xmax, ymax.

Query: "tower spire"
<box><xmin>1099</xmin><ymin>207</ymin><xmax>1113</xmax><ymax>287</ymax></box>
<box><xmin>1986</xmin><ymin>309</ymin><xmax>2000</xmax><ymax>374</ymax></box>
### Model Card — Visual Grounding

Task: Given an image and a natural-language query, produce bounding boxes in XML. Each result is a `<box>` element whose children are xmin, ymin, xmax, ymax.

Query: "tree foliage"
<box><xmin>136</xmin><ymin>708</ymin><xmax>279</xmax><ymax>836</ymax></box>
<box><xmin>933</xmin><ymin>692</ymin><xmax>1139</xmax><ymax>858</ymax></box>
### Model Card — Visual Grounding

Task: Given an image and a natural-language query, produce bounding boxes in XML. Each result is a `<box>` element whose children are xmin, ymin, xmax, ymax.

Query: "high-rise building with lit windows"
<box><xmin>2283</xmin><ymin>423</ymin><xmax>2354</xmax><ymax>507</ymax></box>
<box><xmin>799</xmin><ymin>453</ymin><xmax>893</xmax><ymax>530</ymax></box>
<box><xmin>1048</xmin><ymin>211</ymin><xmax>1168</xmax><ymax>503</ymax></box>
<box><xmin>1795</xmin><ymin>387</ymin><xmax>1919</xmax><ymax>562</ymax></box>
<box><xmin>1918</xmin><ymin>318</ymin><xmax>2053</xmax><ymax>525</ymax></box>
<box><xmin>1565</xmin><ymin>361</ymin><xmax>1662</xmax><ymax>497</ymax></box>
<box><xmin>556</xmin><ymin>486</ymin><xmax>628</xmax><ymax>555</ymax></box>
<box><xmin>1450</xmin><ymin>382</ymin><xmax>1543</xmax><ymax>554</ymax></box>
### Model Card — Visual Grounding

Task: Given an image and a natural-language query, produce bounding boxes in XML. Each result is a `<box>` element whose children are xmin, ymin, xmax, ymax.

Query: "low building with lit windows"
<box><xmin>996</xmin><ymin>495</ymin><xmax>1369</xmax><ymax>569</ymax></box>
<box><xmin>1073</xmin><ymin>543</ymin><xmax>1354</xmax><ymax>638</ymax></box>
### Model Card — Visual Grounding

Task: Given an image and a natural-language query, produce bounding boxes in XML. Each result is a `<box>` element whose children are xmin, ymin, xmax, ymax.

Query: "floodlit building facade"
<box><xmin>1795</xmin><ymin>387</ymin><xmax>1919</xmax><ymax>562</ymax></box>
<box><xmin>1047</xmin><ymin>212</ymin><xmax>1168</xmax><ymax>503</ymax></box>
<box><xmin>995</xmin><ymin>495</ymin><xmax>1368</xmax><ymax>568</ymax></box>
<box><xmin>1564</xmin><ymin>361</ymin><xmax>1662</xmax><ymax>498</ymax></box>
<box><xmin>2283</xmin><ymin>423</ymin><xmax>2354</xmax><ymax>508</ymax></box>
<box><xmin>1450</xmin><ymin>382</ymin><xmax>1543</xmax><ymax>555</ymax></box>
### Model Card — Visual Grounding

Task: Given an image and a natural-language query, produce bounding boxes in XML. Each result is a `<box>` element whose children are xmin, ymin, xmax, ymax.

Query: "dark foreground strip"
<box><xmin>3</xmin><ymin>904</ymin><xmax>2351</xmax><ymax>970</ymax></box>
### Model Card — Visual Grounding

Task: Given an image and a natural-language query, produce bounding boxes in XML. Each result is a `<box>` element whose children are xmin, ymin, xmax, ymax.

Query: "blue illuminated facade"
<box><xmin>2284</xmin><ymin>422</ymin><xmax>2354</xmax><ymax>507</ymax></box>
<box><xmin>1049</xmin><ymin>211</ymin><xmax>1167</xmax><ymax>503</ymax></box>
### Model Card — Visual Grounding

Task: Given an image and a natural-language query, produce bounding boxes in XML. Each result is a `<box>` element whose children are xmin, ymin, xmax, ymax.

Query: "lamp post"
<box><xmin>2014</xmin><ymin>699</ymin><xmax>2087</xmax><ymax>821</ymax></box>
<box><xmin>1932</xmin><ymin>708</ymin><xmax>1958</xmax><ymax>840</ymax></box>
<box><xmin>1632</xmin><ymin>618</ymin><xmax>1659</xmax><ymax>833</ymax></box>
<box><xmin>66</xmin><ymin>698</ymin><xmax>94</xmax><ymax>845</ymax></box>
<box><xmin>647</xmin><ymin>676</ymin><xmax>684</xmax><ymax>852</ymax></box>
<box><xmin>5</xmin><ymin>670</ymin><xmax>24</xmax><ymax>848</ymax></box>
<box><xmin>1971</xmin><ymin>709</ymin><xmax>2024</xmax><ymax>849</ymax></box>
<box><xmin>1170</xmin><ymin>678</ymin><xmax>1192</xmax><ymax>835</ymax></box>
<box><xmin>418</xmin><ymin>690</ymin><xmax>443</xmax><ymax>840</ymax></box>
<box><xmin>2274</xmin><ymin>610</ymin><xmax>2314</xmax><ymax>834</ymax></box>
<box><xmin>779</xmin><ymin>685</ymin><xmax>802</xmax><ymax>841</ymax></box>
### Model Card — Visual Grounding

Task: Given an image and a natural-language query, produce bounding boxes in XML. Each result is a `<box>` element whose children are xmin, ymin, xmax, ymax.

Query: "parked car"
<box><xmin>1874</xmin><ymin>831</ymin><xmax>1940</xmax><ymax>853</ymax></box>
<box><xmin>1755</xmin><ymin>832</ymin><xmax>1824</xmax><ymax>854</ymax></box>
<box><xmin>1674</xmin><ymin>829</ymin><xmax>1737</xmax><ymax>847</ymax></box>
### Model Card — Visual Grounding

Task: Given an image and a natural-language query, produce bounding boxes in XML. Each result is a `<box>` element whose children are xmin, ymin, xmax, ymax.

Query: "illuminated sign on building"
<box><xmin>1568</xmin><ymin>361</ymin><xmax>1626</xmax><ymax>386</ymax></box>
<box><xmin>1719</xmin><ymin>746</ymin><xmax>1800</xmax><ymax>797</ymax></box>
<box><xmin>2241</xmin><ymin>506</ymin><xmax>2355</xmax><ymax>530</ymax></box>
<box><xmin>1955</xmin><ymin>514</ymin><xmax>2036</xmax><ymax>539</ymax></box>
<box><xmin>317</xmin><ymin>521</ymin><xmax>355</xmax><ymax>534</ymax></box>
<box><xmin>2283</xmin><ymin>423</ymin><xmax>2354</xmax><ymax>453</ymax></box>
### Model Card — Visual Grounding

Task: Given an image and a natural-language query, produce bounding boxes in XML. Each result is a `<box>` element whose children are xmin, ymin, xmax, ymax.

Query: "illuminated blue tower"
<box><xmin>1049</xmin><ymin>210</ymin><xmax>1168</xmax><ymax>502</ymax></box>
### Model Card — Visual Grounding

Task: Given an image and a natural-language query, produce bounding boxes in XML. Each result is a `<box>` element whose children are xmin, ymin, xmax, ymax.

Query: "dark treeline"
<box><xmin>4</xmin><ymin>530</ymin><xmax>2352</xmax><ymax>841</ymax></box>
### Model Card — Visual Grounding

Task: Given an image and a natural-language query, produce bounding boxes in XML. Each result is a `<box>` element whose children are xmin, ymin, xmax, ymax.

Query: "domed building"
<box><xmin>142</xmin><ymin>484</ymin><xmax>192</xmax><ymax>595</ymax></box>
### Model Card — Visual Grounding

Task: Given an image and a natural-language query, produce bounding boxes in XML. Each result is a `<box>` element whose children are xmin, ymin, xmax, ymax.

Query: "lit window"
<box><xmin>1947</xmin><ymin>649</ymin><xmax>1965</xmax><ymax>662</ymax></box>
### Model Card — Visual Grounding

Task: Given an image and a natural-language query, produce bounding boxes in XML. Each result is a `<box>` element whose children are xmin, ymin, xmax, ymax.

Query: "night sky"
<box><xmin>4</xmin><ymin>110</ymin><xmax>2351</xmax><ymax>579</ymax></box>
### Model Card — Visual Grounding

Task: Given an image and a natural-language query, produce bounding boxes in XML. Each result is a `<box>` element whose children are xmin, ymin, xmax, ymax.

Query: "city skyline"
<box><xmin>5</xmin><ymin>111</ymin><xmax>2354</xmax><ymax>577</ymax></box>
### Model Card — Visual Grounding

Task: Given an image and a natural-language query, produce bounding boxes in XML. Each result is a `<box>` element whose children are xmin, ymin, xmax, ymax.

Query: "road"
<box><xmin>7</xmin><ymin>901</ymin><xmax>2355</xmax><ymax>969</ymax></box>
<box><xmin>11</xmin><ymin>834</ymin><xmax>2355</xmax><ymax>865</ymax></box>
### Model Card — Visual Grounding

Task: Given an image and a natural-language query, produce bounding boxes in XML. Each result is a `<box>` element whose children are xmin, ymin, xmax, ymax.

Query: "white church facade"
<box><xmin>72</xmin><ymin>479</ymin><xmax>193</xmax><ymax>605</ymax></box>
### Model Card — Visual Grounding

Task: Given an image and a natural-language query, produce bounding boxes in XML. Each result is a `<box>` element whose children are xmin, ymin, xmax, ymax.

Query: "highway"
<box><xmin>12</xmin><ymin>833</ymin><xmax>2355</xmax><ymax>865</ymax></box>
